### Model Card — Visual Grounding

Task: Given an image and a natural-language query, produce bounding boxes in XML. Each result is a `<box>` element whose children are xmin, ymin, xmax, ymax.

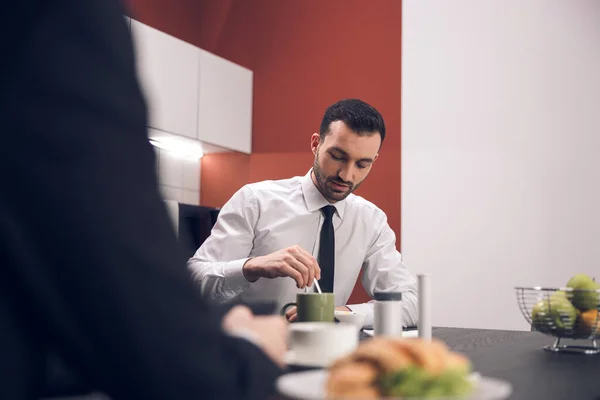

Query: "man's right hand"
<box><xmin>242</xmin><ymin>246</ymin><xmax>321</xmax><ymax>289</ymax></box>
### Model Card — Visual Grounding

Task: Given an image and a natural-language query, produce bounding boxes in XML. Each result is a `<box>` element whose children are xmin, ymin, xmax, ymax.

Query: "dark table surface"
<box><xmin>280</xmin><ymin>327</ymin><xmax>600</xmax><ymax>400</ymax></box>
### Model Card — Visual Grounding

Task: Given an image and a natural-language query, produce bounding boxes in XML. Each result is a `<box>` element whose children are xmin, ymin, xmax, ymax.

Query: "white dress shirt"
<box><xmin>187</xmin><ymin>170</ymin><xmax>418</xmax><ymax>327</ymax></box>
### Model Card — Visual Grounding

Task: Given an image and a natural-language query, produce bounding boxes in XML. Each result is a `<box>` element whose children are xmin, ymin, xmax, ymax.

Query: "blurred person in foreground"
<box><xmin>0</xmin><ymin>0</ymin><xmax>286</xmax><ymax>399</ymax></box>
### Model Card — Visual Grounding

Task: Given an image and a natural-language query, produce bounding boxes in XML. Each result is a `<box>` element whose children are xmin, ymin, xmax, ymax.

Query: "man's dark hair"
<box><xmin>319</xmin><ymin>99</ymin><xmax>386</xmax><ymax>144</ymax></box>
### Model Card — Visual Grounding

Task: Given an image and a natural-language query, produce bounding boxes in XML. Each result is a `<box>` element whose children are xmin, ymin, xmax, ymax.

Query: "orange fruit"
<box><xmin>577</xmin><ymin>309</ymin><xmax>600</xmax><ymax>336</ymax></box>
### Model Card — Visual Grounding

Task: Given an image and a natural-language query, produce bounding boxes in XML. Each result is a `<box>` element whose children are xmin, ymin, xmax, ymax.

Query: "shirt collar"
<box><xmin>301</xmin><ymin>169</ymin><xmax>347</xmax><ymax>219</ymax></box>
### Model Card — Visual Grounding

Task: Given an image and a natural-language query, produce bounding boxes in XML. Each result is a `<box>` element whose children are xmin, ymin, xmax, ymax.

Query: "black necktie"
<box><xmin>318</xmin><ymin>205</ymin><xmax>336</xmax><ymax>293</ymax></box>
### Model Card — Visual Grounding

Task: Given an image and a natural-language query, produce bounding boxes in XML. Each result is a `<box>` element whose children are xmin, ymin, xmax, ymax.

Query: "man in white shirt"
<box><xmin>188</xmin><ymin>99</ymin><xmax>418</xmax><ymax>328</ymax></box>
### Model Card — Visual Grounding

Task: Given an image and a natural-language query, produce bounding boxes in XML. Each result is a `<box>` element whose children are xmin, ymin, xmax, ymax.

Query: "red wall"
<box><xmin>126</xmin><ymin>0</ymin><xmax>402</xmax><ymax>304</ymax></box>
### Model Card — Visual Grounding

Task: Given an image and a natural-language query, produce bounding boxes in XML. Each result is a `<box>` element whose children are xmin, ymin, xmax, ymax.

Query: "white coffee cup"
<box><xmin>287</xmin><ymin>322</ymin><xmax>358</xmax><ymax>366</ymax></box>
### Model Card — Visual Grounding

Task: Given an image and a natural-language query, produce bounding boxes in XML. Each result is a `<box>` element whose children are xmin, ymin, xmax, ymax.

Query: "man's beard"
<box><xmin>313</xmin><ymin>157</ymin><xmax>362</xmax><ymax>202</ymax></box>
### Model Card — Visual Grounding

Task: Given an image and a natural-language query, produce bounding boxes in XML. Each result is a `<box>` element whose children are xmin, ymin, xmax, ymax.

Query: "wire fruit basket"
<box><xmin>515</xmin><ymin>287</ymin><xmax>600</xmax><ymax>354</ymax></box>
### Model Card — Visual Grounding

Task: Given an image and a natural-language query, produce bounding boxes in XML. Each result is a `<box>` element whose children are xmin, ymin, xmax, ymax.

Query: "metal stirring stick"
<box><xmin>313</xmin><ymin>279</ymin><xmax>322</xmax><ymax>294</ymax></box>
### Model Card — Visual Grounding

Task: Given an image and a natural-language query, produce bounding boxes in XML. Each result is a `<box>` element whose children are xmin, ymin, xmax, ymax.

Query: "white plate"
<box><xmin>277</xmin><ymin>370</ymin><xmax>512</xmax><ymax>400</ymax></box>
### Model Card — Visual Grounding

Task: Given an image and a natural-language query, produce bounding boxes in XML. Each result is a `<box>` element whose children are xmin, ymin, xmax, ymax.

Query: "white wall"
<box><xmin>402</xmin><ymin>0</ymin><xmax>600</xmax><ymax>330</ymax></box>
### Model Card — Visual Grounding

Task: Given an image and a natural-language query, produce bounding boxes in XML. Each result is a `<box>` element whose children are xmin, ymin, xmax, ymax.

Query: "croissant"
<box><xmin>326</xmin><ymin>338</ymin><xmax>472</xmax><ymax>399</ymax></box>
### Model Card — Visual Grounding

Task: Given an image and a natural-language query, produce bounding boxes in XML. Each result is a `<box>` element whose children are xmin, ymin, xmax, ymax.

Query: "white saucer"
<box><xmin>285</xmin><ymin>330</ymin><xmax>420</xmax><ymax>367</ymax></box>
<box><xmin>277</xmin><ymin>369</ymin><xmax>513</xmax><ymax>400</ymax></box>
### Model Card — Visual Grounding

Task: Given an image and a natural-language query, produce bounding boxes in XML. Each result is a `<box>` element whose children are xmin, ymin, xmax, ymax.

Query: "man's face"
<box><xmin>311</xmin><ymin>121</ymin><xmax>381</xmax><ymax>202</ymax></box>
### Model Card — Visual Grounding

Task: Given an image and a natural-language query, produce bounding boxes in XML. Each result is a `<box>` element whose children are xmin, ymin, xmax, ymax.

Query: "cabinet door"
<box><xmin>197</xmin><ymin>50</ymin><xmax>253</xmax><ymax>154</ymax></box>
<box><xmin>131</xmin><ymin>20</ymin><xmax>199</xmax><ymax>139</ymax></box>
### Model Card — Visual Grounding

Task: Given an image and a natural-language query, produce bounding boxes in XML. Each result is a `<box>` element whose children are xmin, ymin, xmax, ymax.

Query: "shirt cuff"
<box><xmin>346</xmin><ymin>303</ymin><xmax>374</xmax><ymax>328</ymax></box>
<box><xmin>224</xmin><ymin>258</ymin><xmax>253</xmax><ymax>293</ymax></box>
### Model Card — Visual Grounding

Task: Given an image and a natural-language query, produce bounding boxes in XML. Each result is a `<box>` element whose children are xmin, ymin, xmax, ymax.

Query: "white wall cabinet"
<box><xmin>130</xmin><ymin>18</ymin><xmax>253</xmax><ymax>154</ymax></box>
<box><xmin>197</xmin><ymin>50</ymin><xmax>253</xmax><ymax>154</ymax></box>
<box><xmin>131</xmin><ymin>20</ymin><xmax>199</xmax><ymax>139</ymax></box>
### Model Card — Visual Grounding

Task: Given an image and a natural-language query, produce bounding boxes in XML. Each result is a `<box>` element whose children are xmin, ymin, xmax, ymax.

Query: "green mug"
<box><xmin>281</xmin><ymin>293</ymin><xmax>335</xmax><ymax>322</ymax></box>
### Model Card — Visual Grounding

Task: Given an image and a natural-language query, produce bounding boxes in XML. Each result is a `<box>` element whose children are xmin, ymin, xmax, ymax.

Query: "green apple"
<box><xmin>566</xmin><ymin>274</ymin><xmax>600</xmax><ymax>311</ymax></box>
<box><xmin>550</xmin><ymin>291</ymin><xmax>578</xmax><ymax>331</ymax></box>
<box><xmin>532</xmin><ymin>291</ymin><xmax>577</xmax><ymax>332</ymax></box>
<box><xmin>531</xmin><ymin>299</ymin><xmax>550</xmax><ymax>331</ymax></box>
